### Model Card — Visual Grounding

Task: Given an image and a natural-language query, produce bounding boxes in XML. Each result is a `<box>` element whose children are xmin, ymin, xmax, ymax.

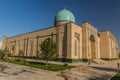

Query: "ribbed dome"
<box><xmin>55</xmin><ymin>9</ymin><xmax>75</xmax><ymax>23</ymax></box>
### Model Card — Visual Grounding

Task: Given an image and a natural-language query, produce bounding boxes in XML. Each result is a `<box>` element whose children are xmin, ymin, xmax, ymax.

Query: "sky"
<box><xmin>0</xmin><ymin>0</ymin><xmax>120</xmax><ymax>48</ymax></box>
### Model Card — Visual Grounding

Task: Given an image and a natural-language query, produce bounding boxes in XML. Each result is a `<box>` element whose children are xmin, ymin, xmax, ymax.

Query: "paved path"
<box><xmin>0</xmin><ymin>61</ymin><xmax>64</xmax><ymax>80</ymax></box>
<box><xmin>0</xmin><ymin>60</ymin><xmax>120</xmax><ymax>80</ymax></box>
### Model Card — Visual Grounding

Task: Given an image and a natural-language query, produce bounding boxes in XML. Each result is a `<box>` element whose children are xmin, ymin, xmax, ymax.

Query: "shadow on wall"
<box><xmin>62</xmin><ymin>26</ymin><xmax>67</xmax><ymax>58</ymax></box>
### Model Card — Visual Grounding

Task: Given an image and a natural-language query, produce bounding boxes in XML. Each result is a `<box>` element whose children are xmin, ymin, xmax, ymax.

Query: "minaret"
<box><xmin>2</xmin><ymin>36</ymin><xmax>8</xmax><ymax>50</ymax></box>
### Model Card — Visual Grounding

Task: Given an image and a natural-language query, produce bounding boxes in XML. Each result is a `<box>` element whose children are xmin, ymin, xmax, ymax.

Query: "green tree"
<box><xmin>36</xmin><ymin>50</ymin><xmax>41</xmax><ymax>62</ymax></box>
<box><xmin>3</xmin><ymin>47</ymin><xmax>9</xmax><ymax>61</ymax></box>
<box><xmin>18</xmin><ymin>50</ymin><xmax>24</xmax><ymax>61</ymax></box>
<box><xmin>0</xmin><ymin>50</ymin><xmax>4</xmax><ymax>59</ymax></box>
<box><xmin>39</xmin><ymin>37</ymin><xmax>57</xmax><ymax>66</ymax></box>
<box><xmin>18</xmin><ymin>50</ymin><xmax>26</xmax><ymax>63</ymax></box>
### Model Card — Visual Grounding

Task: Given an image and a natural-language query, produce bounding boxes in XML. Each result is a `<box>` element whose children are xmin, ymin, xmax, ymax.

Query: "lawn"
<box><xmin>111</xmin><ymin>72</ymin><xmax>120</xmax><ymax>80</ymax></box>
<box><xmin>0</xmin><ymin>59</ymin><xmax>75</xmax><ymax>71</ymax></box>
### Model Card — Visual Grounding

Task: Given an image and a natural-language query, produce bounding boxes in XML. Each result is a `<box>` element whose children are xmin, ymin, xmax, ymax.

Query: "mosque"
<box><xmin>2</xmin><ymin>8</ymin><xmax>119</xmax><ymax>62</ymax></box>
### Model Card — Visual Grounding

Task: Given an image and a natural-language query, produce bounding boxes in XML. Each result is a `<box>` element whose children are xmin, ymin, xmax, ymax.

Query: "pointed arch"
<box><xmin>74</xmin><ymin>36</ymin><xmax>79</xmax><ymax>56</ymax></box>
<box><xmin>90</xmin><ymin>35</ymin><xmax>96</xmax><ymax>59</ymax></box>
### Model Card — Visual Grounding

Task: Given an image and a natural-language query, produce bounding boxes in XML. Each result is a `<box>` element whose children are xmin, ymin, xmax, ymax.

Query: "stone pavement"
<box><xmin>0</xmin><ymin>59</ymin><xmax>119</xmax><ymax>80</ymax></box>
<box><xmin>0</xmin><ymin>61</ymin><xmax>64</xmax><ymax>80</ymax></box>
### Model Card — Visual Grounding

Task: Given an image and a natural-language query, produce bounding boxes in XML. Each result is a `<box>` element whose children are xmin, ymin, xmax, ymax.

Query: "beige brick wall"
<box><xmin>100</xmin><ymin>31</ymin><xmax>108</xmax><ymax>58</ymax></box>
<box><xmin>2</xmin><ymin>22</ymin><xmax>119</xmax><ymax>61</ymax></box>
<box><xmin>100</xmin><ymin>30</ymin><xmax>118</xmax><ymax>59</ymax></box>
<box><xmin>82</xmin><ymin>22</ymin><xmax>100</xmax><ymax>59</ymax></box>
<box><xmin>70</xmin><ymin>23</ymin><xmax>82</xmax><ymax>59</ymax></box>
<box><xmin>4</xmin><ymin>27</ymin><xmax>58</xmax><ymax>56</ymax></box>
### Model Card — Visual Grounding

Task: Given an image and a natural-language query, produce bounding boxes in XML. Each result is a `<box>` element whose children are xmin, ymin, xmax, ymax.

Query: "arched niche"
<box><xmin>90</xmin><ymin>35</ymin><xmax>96</xmax><ymax>59</ymax></box>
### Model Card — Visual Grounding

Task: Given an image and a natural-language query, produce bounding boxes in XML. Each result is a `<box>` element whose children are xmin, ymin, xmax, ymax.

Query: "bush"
<box><xmin>64</xmin><ymin>63</ymin><xmax>68</xmax><ymax>66</ymax></box>
<box><xmin>15</xmin><ymin>58</ymin><xmax>21</xmax><ymax>62</ymax></box>
<box><xmin>0</xmin><ymin>50</ymin><xmax>4</xmax><ymax>59</ymax></box>
<box><xmin>8</xmin><ymin>53</ymin><xmax>12</xmax><ymax>57</ymax></box>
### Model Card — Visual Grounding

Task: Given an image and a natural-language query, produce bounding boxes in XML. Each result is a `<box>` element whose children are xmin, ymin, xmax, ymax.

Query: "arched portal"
<box><xmin>74</xmin><ymin>36</ymin><xmax>79</xmax><ymax>56</ymax></box>
<box><xmin>90</xmin><ymin>35</ymin><xmax>96</xmax><ymax>59</ymax></box>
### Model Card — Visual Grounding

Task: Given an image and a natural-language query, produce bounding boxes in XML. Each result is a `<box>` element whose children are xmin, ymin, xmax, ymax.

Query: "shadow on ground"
<box><xmin>87</xmin><ymin>75</ymin><xmax>111</xmax><ymax>80</ymax></box>
<box><xmin>90</xmin><ymin>66</ymin><xmax>119</xmax><ymax>72</ymax></box>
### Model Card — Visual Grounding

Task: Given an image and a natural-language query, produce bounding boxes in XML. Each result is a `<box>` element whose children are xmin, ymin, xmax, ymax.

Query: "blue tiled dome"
<box><xmin>55</xmin><ymin>9</ymin><xmax>75</xmax><ymax>22</ymax></box>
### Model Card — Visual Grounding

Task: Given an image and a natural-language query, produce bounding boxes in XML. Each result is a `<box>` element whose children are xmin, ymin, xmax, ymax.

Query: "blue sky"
<box><xmin>0</xmin><ymin>0</ymin><xmax>120</xmax><ymax>48</ymax></box>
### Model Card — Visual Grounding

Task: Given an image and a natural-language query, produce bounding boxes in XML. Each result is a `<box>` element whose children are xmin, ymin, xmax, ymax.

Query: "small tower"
<box><xmin>2</xmin><ymin>36</ymin><xmax>8</xmax><ymax>50</ymax></box>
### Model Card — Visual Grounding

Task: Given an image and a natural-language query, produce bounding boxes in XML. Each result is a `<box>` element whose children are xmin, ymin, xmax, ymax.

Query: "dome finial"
<box><xmin>64</xmin><ymin>6</ymin><xmax>66</xmax><ymax>10</ymax></box>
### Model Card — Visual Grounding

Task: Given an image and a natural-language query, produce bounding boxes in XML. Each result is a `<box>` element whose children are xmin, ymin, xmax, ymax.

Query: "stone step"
<box><xmin>91</xmin><ymin>59</ymin><xmax>105</xmax><ymax>64</ymax></box>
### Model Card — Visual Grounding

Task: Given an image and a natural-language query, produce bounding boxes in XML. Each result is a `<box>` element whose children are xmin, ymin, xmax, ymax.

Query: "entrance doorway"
<box><xmin>90</xmin><ymin>35</ymin><xmax>96</xmax><ymax>59</ymax></box>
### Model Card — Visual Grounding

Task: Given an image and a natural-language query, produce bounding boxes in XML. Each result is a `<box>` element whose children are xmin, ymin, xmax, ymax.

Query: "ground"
<box><xmin>0</xmin><ymin>59</ymin><xmax>120</xmax><ymax>80</ymax></box>
<box><xmin>0</xmin><ymin>62</ymin><xmax>64</xmax><ymax>80</ymax></box>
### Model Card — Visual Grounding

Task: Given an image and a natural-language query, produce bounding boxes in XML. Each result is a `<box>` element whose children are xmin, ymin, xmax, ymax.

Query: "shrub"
<box><xmin>64</xmin><ymin>63</ymin><xmax>68</xmax><ymax>66</ymax></box>
<box><xmin>0</xmin><ymin>50</ymin><xmax>4</xmax><ymax>59</ymax></box>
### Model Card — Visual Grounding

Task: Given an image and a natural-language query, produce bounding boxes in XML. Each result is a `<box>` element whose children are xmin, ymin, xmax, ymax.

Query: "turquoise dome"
<box><xmin>55</xmin><ymin>9</ymin><xmax>75</xmax><ymax>22</ymax></box>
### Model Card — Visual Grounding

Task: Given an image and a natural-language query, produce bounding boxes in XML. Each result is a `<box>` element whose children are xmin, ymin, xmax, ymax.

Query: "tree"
<box><xmin>39</xmin><ymin>37</ymin><xmax>57</xmax><ymax>66</ymax></box>
<box><xmin>3</xmin><ymin>47</ymin><xmax>10</xmax><ymax>61</ymax></box>
<box><xmin>0</xmin><ymin>50</ymin><xmax>4</xmax><ymax>59</ymax></box>
<box><xmin>18</xmin><ymin>50</ymin><xmax>24</xmax><ymax>61</ymax></box>
<box><xmin>36</xmin><ymin>50</ymin><xmax>41</xmax><ymax>62</ymax></box>
<box><xmin>18</xmin><ymin>50</ymin><xmax>26</xmax><ymax>63</ymax></box>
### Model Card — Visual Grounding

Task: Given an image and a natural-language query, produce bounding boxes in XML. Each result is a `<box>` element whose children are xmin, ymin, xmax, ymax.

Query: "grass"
<box><xmin>111</xmin><ymin>72</ymin><xmax>120</xmax><ymax>80</ymax></box>
<box><xmin>0</xmin><ymin>59</ymin><xmax>75</xmax><ymax>71</ymax></box>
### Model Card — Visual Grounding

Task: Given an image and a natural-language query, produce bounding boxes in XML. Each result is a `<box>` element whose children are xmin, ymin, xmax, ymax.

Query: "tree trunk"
<box><xmin>36</xmin><ymin>57</ymin><xmax>37</xmax><ymax>63</ymax></box>
<box><xmin>46</xmin><ymin>60</ymin><xmax>48</xmax><ymax>66</ymax></box>
<box><xmin>4</xmin><ymin>53</ymin><xmax>8</xmax><ymax>61</ymax></box>
<box><xmin>23</xmin><ymin>55</ymin><xmax>25</xmax><ymax>64</ymax></box>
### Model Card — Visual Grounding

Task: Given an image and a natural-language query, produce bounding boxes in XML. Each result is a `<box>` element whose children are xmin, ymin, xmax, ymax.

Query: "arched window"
<box><xmin>30</xmin><ymin>41</ymin><xmax>33</xmax><ymax>56</ymax></box>
<box><xmin>74</xmin><ymin>33</ymin><xmax>80</xmax><ymax>56</ymax></box>
<box><xmin>74</xmin><ymin>39</ymin><xmax>79</xmax><ymax>56</ymax></box>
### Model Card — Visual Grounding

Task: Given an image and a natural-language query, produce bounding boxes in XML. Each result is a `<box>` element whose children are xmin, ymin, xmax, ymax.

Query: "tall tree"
<box><xmin>0</xmin><ymin>50</ymin><xmax>4</xmax><ymax>59</ymax></box>
<box><xmin>39</xmin><ymin>37</ymin><xmax>57</xmax><ymax>66</ymax></box>
<box><xmin>3</xmin><ymin>47</ymin><xmax>10</xmax><ymax>61</ymax></box>
<box><xmin>18</xmin><ymin>50</ymin><xmax>26</xmax><ymax>63</ymax></box>
<box><xmin>18</xmin><ymin>50</ymin><xmax>24</xmax><ymax>61</ymax></box>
